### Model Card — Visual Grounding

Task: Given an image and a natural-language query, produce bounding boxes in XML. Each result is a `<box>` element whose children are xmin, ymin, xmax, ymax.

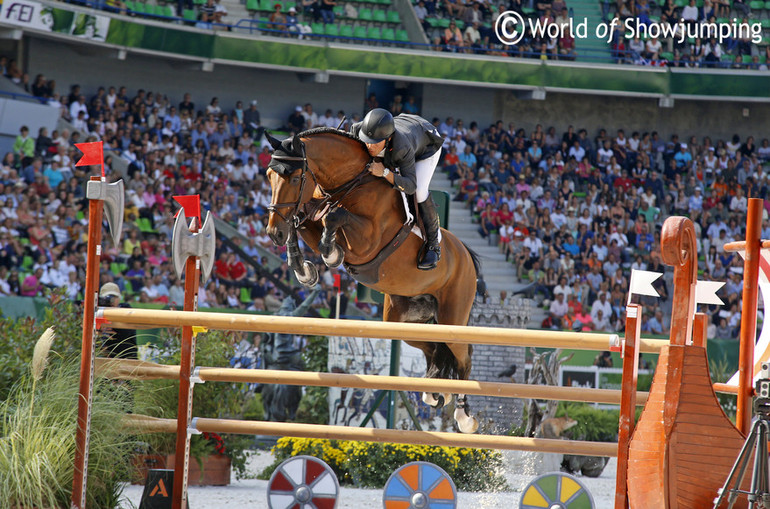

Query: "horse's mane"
<box><xmin>298</xmin><ymin>127</ymin><xmax>368</xmax><ymax>152</ymax></box>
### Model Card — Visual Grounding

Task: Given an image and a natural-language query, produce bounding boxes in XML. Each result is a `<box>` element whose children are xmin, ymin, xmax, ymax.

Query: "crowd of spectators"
<box><xmin>0</xmin><ymin>74</ymin><xmax>380</xmax><ymax>317</ymax></box>
<box><xmin>0</xmin><ymin>58</ymin><xmax>764</xmax><ymax>339</ymax></box>
<box><xmin>440</xmin><ymin>115</ymin><xmax>768</xmax><ymax>339</ymax></box>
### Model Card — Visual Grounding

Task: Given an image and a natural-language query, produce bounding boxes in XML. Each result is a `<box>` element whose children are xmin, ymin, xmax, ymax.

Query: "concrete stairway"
<box><xmin>567</xmin><ymin>0</ymin><xmax>613</xmax><ymax>62</ymax></box>
<box><xmin>431</xmin><ymin>170</ymin><xmax>545</xmax><ymax>327</ymax></box>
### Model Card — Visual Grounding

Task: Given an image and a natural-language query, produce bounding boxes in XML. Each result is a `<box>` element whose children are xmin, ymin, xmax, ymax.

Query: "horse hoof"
<box><xmin>322</xmin><ymin>244</ymin><xmax>344</xmax><ymax>268</ymax></box>
<box><xmin>455</xmin><ymin>408</ymin><xmax>479</xmax><ymax>434</ymax></box>
<box><xmin>422</xmin><ymin>392</ymin><xmax>451</xmax><ymax>409</ymax></box>
<box><xmin>295</xmin><ymin>261</ymin><xmax>319</xmax><ymax>287</ymax></box>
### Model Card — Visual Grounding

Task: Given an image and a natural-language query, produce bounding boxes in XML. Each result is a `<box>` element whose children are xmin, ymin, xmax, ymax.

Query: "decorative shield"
<box><xmin>520</xmin><ymin>472</ymin><xmax>595</xmax><ymax>509</ymax></box>
<box><xmin>267</xmin><ymin>455</ymin><xmax>339</xmax><ymax>509</ymax></box>
<box><xmin>383</xmin><ymin>461</ymin><xmax>457</xmax><ymax>509</ymax></box>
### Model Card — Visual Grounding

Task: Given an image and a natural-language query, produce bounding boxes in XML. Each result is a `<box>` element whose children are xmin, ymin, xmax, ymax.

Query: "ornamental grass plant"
<box><xmin>0</xmin><ymin>328</ymin><xmax>137</xmax><ymax>508</ymax></box>
<box><xmin>260</xmin><ymin>437</ymin><xmax>508</xmax><ymax>492</ymax></box>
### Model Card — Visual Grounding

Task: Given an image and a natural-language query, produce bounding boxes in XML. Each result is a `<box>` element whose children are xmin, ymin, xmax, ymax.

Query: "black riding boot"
<box><xmin>418</xmin><ymin>197</ymin><xmax>442</xmax><ymax>270</ymax></box>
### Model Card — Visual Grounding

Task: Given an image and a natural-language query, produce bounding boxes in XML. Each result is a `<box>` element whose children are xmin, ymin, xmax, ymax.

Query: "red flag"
<box><xmin>333</xmin><ymin>274</ymin><xmax>341</xmax><ymax>292</ymax></box>
<box><xmin>75</xmin><ymin>141</ymin><xmax>103</xmax><ymax>167</ymax></box>
<box><xmin>173</xmin><ymin>195</ymin><xmax>202</xmax><ymax>225</ymax></box>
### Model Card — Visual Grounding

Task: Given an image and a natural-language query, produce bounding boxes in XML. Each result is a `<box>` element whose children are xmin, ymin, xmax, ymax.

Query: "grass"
<box><xmin>0</xmin><ymin>329</ymin><xmax>138</xmax><ymax>508</ymax></box>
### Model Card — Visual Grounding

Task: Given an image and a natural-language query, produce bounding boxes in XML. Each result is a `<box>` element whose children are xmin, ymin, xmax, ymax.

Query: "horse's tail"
<box><xmin>461</xmin><ymin>242</ymin><xmax>482</xmax><ymax>280</ymax></box>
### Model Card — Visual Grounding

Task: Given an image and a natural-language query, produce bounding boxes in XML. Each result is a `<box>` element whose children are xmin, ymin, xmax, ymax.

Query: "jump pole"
<box><xmin>97</xmin><ymin>308</ymin><xmax>667</xmax><ymax>354</ymax></box>
<box><xmin>731</xmin><ymin>198</ymin><xmax>762</xmax><ymax>435</ymax></box>
<box><xmin>171</xmin><ymin>217</ymin><xmax>201</xmax><ymax>509</ymax></box>
<box><xmin>125</xmin><ymin>415</ymin><xmax>619</xmax><ymax>458</ymax></box>
<box><xmin>94</xmin><ymin>357</ymin><xmax>650</xmax><ymax>405</ymax></box>
<box><xmin>71</xmin><ymin>176</ymin><xmax>104</xmax><ymax>509</ymax></box>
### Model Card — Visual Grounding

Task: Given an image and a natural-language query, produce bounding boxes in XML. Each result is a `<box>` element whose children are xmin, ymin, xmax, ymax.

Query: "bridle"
<box><xmin>267</xmin><ymin>137</ymin><xmax>374</xmax><ymax>229</ymax></box>
<box><xmin>266</xmin><ymin>142</ymin><xmax>315</xmax><ymax>229</ymax></box>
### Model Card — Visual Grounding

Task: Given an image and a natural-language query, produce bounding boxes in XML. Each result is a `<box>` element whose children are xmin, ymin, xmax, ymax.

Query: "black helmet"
<box><xmin>359</xmin><ymin>108</ymin><xmax>395</xmax><ymax>144</ymax></box>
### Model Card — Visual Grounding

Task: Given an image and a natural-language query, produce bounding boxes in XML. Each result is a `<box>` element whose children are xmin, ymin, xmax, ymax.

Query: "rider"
<box><xmin>351</xmin><ymin>108</ymin><xmax>445</xmax><ymax>270</ymax></box>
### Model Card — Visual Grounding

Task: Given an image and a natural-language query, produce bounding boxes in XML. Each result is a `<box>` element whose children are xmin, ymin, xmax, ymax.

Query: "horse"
<box><xmin>264</xmin><ymin>127</ymin><xmax>481</xmax><ymax>433</ymax></box>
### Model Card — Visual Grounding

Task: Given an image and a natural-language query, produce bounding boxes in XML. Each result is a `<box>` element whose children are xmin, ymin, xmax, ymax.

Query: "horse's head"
<box><xmin>265</xmin><ymin>132</ymin><xmax>315</xmax><ymax>246</ymax></box>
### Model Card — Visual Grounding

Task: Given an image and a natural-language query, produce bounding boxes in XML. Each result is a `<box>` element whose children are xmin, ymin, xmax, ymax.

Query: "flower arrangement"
<box><xmin>261</xmin><ymin>437</ymin><xmax>508</xmax><ymax>492</ymax></box>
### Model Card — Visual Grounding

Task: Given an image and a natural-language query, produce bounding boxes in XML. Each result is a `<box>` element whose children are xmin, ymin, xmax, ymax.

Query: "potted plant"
<box><xmin>131</xmin><ymin>328</ymin><xmax>255</xmax><ymax>485</ymax></box>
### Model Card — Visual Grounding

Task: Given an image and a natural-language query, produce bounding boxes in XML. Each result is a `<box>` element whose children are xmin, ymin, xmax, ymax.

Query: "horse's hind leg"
<box><xmin>438</xmin><ymin>290</ymin><xmax>479</xmax><ymax>434</ymax></box>
<box><xmin>384</xmin><ymin>294</ymin><xmax>450</xmax><ymax>409</ymax></box>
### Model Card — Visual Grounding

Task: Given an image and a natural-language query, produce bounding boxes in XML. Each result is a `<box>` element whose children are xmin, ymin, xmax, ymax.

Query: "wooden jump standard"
<box><xmin>97</xmin><ymin>307</ymin><xmax>668</xmax><ymax>353</ymax></box>
<box><xmin>123</xmin><ymin>415</ymin><xmax>618</xmax><ymax>458</ymax></box>
<box><xmin>94</xmin><ymin>357</ymin><xmax>650</xmax><ymax>406</ymax></box>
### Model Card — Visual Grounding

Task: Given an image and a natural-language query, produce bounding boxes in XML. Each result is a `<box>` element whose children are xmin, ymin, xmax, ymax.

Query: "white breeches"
<box><xmin>414</xmin><ymin>149</ymin><xmax>442</xmax><ymax>203</ymax></box>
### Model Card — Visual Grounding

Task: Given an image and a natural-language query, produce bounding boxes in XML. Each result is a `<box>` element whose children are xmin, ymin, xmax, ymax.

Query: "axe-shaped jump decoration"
<box><xmin>172</xmin><ymin>195</ymin><xmax>215</xmax><ymax>285</ymax></box>
<box><xmin>85</xmin><ymin>179</ymin><xmax>124</xmax><ymax>248</ymax></box>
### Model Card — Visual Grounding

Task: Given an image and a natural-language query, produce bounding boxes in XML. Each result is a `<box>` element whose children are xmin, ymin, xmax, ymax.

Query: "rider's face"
<box><xmin>366</xmin><ymin>140</ymin><xmax>387</xmax><ymax>156</ymax></box>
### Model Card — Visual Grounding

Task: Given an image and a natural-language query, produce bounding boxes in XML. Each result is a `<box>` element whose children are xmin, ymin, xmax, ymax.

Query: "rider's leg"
<box><xmin>415</xmin><ymin>149</ymin><xmax>443</xmax><ymax>270</ymax></box>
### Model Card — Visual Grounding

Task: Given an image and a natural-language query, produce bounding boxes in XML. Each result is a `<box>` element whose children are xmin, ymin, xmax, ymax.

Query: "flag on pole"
<box><xmin>695</xmin><ymin>280</ymin><xmax>725</xmax><ymax>306</ymax></box>
<box><xmin>627</xmin><ymin>269</ymin><xmax>662</xmax><ymax>305</ymax></box>
<box><xmin>173</xmin><ymin>195</ymin><xmax>202</xmax><ymax>225</ymax></box>
<box><xmin>333</xmin><ymin>274</ymin><xmax>341</xmax><ymax>292</ymax></box>
<box><xmin>74</xmin><ymin>141</ymin><xmax>104</xmax><ymax>177</ymax></box>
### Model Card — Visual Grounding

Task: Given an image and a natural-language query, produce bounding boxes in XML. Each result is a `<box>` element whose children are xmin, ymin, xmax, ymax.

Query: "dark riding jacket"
<box><xmin>351</xmin><ymin>114</ymin><xmax>444</xmax><ymax>195</ymax></box>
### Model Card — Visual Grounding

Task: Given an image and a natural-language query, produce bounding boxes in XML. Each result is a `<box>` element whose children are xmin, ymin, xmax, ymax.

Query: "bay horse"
<box><xmin>264</xmin><ymin>128</ymin><xmax>481</xmax><ymax>433</ymax></box>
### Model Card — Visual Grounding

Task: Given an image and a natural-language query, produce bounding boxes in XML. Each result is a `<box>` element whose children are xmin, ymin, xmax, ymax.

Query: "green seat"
<box><xmin>437</xmin><ymin>18</ymin><xmax>450</xmax><ymax>28</ymax></box>
<box><xmin>367</xmin><ymin>26</ymin><xmax>381</xmax><ymax>38</ymax></box>
<box><xmin>340</xmin><ymin>24</ymin><xmax>354</xmax><ymax>37</ymax></box>
<box><xmin>660</xmin><ymin>51</ymin><xmax>674</xmax><ymax>60</ymax></box>
<box><xmin>454</xmin><ymin>19</ymin><xmax>464</xmax><ymax>29</ymax></box>
<box><xmin>353</xmin><ymin>26</ymin><xmax>367</xmax><ymax>38</ymax></box>
<box><xmin>132</xmin><ymin>2</ymin><xmax>147</xmax><ymax>13</ymax></box>
<box><xmin>722</xmin><ymin>53</ymin><xmax>735</xmax><ymax>62</ymax></box>
<box><xmin>22</xmin><ymin>255</ymin><xmax>34</xmax><ymax>270</ymax></box>
<box><xmin>246</xmin><ymin>0</ymin><xmax>259</xmax><ymax>11</ymax></box>
<box><xmin>750</xmin><ymin>0</ymin><xmax>764</xmax><ymax>8</ymax></box>
<box><xmin>382</xmin><ymin>27</ymin><xmax>395</xmax><ymax>39</ymax></box>
<box><xmin>386</xmin><ymin>10</ymin><xmax>400</xmax><ymax>23</ymax></box>
<box><xmin>311</xmin><ymin>21</ymin><xmax>324</xmax><ymax>33</ymax></box>
<box><xmin>161</xmin><ymin>5</ymin><xmax>174</xmax><ymax>16</ymax></box>
<box><xmin>358</xmin><ymin>7</ymin><xmax>373</xmax><ymax>20</ymax></box>
<box><xmin>396</xmin><ymin>28</ymin><xmax>409</xmax><ymax>42</ymax></box>
<box><xmin>759</xmin><ymin>54</ymin><xmax>767</xmax><ymax>63</ymax></box>
<box><xmin>182</xmin><ymin>7</ymin><xmax>196</xmax><ymax>20</ymax></box>
<box><xmin>124</xmin><ymin>280</ymin><xmax>133</xmax><ymax>296</ymax></box>
<box><xmin>333</xmin><ymin>5</ymin><xmax>344</xmax><ymax>17</ymax></box>
<box><xmin>378</xmin><ymin>0</ymin><xmax>392</xmax><ymax>4</ymax></box>
<box><xmin>124</xmin><ymin>0</ymin><xmax>136</xmax><ymax>11</ymax></box>
<box><xmin>283</xmin><ymin>1</ymin><xmax>296</xmax><ymax>12</ymax></box>
<box><xmin>325</xmin><ymin>23</ymin><xmax>340</xmax><ymax>36</ymax></box>
<box><xmin>765</xmin><ymin>0</ymin><xmax>770</xmax><ymax>8</ymax></box>
<box><xmin>372</xmin><ymin>9</ymin><xmax>386</xmax><ymax>22</ymax></box>
<box><xmin>426</xmin><ymin>17</ymin><xmax>439</xmax><ymax>28</ymax></box>
<box><xmin>259</xmin><ymin>0</ymin><xmax>273</xmax><ymax>11</ymax></box>
<box><xmin>521</xmin><ymin>6</ymin><xmax>536</xmax><ymax>14</ymax></box>
<box><xmin>761</xmin><ymin>18</ymin><xmax>770</xmax><ymax>27</ymax></box>
<box><xmin>240</xmin><ymin>287</ymin><xmax>252</xmax><ymax>303</ymax></box>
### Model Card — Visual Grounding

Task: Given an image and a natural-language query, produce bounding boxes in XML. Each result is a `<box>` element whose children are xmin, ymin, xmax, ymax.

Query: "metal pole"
<box><xmin>386</xmin><ymin>340</ymin><xmax>401</xmax><ymax>429</ymax></box>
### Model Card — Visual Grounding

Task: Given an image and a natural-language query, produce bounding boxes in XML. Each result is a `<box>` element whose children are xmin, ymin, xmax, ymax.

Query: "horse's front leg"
<box><xmin>319</xmin><ymin>207</ymin><xmax>348</xmax><ymax>268</ymax></box>
<box><xmin>287</xmin><ymin>228</ymin><xmax>319</xmax><ymax>287</ymax></box>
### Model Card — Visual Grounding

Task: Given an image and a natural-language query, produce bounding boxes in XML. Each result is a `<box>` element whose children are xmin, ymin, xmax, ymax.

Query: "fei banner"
<box><xmin>0</xmin><ymin>0</ymin><xmax>109</xmax><ymax>41</ymax></box>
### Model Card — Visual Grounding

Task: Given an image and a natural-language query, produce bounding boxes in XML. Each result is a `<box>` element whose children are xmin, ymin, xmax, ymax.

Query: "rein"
<box><xmin>269</xmin><ymin>135</ymin><xmax>374</xmax><ymax>228</ymax></box>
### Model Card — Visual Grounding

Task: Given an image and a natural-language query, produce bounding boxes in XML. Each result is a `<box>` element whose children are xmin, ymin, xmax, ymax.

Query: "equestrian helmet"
<box><xmin>359</xmin><ymin>108</ymin><xmax>395</xmax><ymax>144</ymax></box>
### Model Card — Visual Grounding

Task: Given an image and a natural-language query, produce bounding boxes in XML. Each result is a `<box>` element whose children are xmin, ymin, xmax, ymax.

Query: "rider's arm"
<box><xmin>388</xmin><ymin>141</ymin><xmax>417</xmax><ymax>195</ymax></box>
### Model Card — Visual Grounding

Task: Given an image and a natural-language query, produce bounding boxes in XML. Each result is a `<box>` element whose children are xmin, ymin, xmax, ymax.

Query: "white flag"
<box><xmin>627</xmin><ymin>269</ymin><xmax>662</xmax><ymax>305</ymax></box>
<box><xmin>695</xmin><ymin>280</ymin><xmax>725</xmax><ymax>306</ymax></box>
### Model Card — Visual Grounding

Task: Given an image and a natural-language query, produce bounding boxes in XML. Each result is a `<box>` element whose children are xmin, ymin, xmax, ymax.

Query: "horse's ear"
<box><xmin>291</xmin><ymin>135</ymin><xmax>303</xmax><ymax>155</ymax></box>
<box><xmin>265</xmin><ymin>131</ymin><xmax>283</xmax><ymax>151</ymax></box>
